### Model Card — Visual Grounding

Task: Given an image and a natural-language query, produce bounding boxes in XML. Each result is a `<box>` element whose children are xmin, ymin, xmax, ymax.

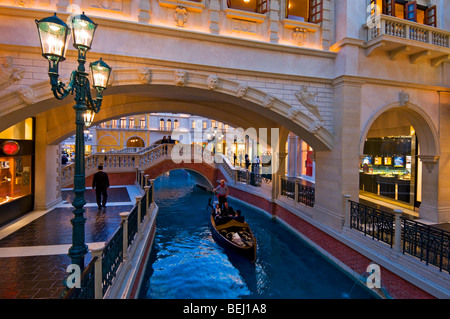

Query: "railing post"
<box><xmin>135</xmin><ymin>196</ymin><xmax>142</xmax><ymax>232</ymax></box>
<box><xmin>149</xmin><ymin>179</ymin><xmax>155</xmax><ymax>204</ymax></box>
<box><xmin>234</xmin><ymin>169</ymin><xmax>238</xmax><ymax>184</ymax></box>
<box><xmin>140</xmin><ymin>170</ymin><xmax>145</xmax><ymax>189</ymax></box>
<box><xmin>343</xmin><ymin>195</ymin><xmax>351</xmax><ymax>229</ymax></box>
<box><xmin>144</xmin><ymin>186</ymin><xmax>150</xmax><ymax>217</ymax></box>
<box><xmin>89</xmin><ymin>242</ymin><xmax>105</xmax><ymax>299</ymax></box>
<box><xmin>294</xmin><ymin>182</ymin><xmax>299</xmax><ymax>203</ymax></box>
<box><xmin>120</xmin><ymin>212</ymin><xmax>130</xmax><ymax>262</ymax></box>
<box><xmin>394</xmin><ymin>209</ymin><xmax>403</xmax><ymax>253</ymax></box>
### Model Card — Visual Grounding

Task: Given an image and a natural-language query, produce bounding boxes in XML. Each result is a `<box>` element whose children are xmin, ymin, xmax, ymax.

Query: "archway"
<box><xmin>359</xmin><ymin>103</ymin><xmax>440</xmax><ymax>212</ymax></box>
<box><xmin>126</xmin><ymin>136</ymin><xmax>145</xmax><ymax>148</ymax></box>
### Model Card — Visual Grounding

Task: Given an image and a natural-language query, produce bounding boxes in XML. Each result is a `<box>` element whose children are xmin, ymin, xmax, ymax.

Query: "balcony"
<box><xmin>364</xmin><ymin>15</ymin><xmax>450</xmax><ymax>67</ymax></box>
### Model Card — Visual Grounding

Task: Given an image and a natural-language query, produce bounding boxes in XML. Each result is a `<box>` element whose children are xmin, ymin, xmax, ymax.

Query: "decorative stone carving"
<box><xmin>207</xmin><ymin>75</ymin><xmax>218</xmax><ymax>90</ymax></box>
<box><xmin>399</xmin><ymin>91</ymin><xmax>410</xmax><ymax>106</ymax></box>
<box><xmin>90</xmin><ymin>0</ymin><xmax>123</xmax><ymax>11</ymax></box>
<box><xmin>294</xmin><ymin>85</ymin><xmax>323</xmax><ymax>122</ymax></box>
<box><xmin>287</xmin><ymin>106</ymin><xmax>300</xmax><ymax>119</ymax></box>
<box><xmin>175</xmin><ymin>6</ymin><xmax>187</xmax><ymax>28</ymax></box>
<box><xmin>0</xmin><ymin>57</ymin><xmax>25</xmax><ymax>91</ymax></box>
<box><xmin>263</xmin><ymin>94</ymin><xmax>276</xmax><ymax>109</ymax></box>
<box><xmin>236</xmin><ymin>84</ymin><xmax>248</xmax><ymax>97</ymax></box>
<box><xmin>419</xmin><ymin>155</ymin><xmax>439</xmax><ymax>173</ymax></box>
<box><xmin>15</xmin><ymin>0</ymin><xmax>34</xmax><ymax>6</ymax></box>
<box><xmin>292</xmin><ymin>27</ymin><xmax>308</xmax><ymax>47</ymax></box>
<box><xmin>18</xmin><ymin>86</ymin><xmax>35</xmax><ymax>105</ymax></box>
<box><xmin>232</xmin><ymin>19</ymin><xmax>257</xmax><ymax>34</ymax></box>
<box><xmin>174</xmin><ymin>69</ymin><xmax>187</xmax><ymax>86</ymax></box>
<box><xmin>308</xmin><ymin>119</ymin><xmax>324</xmax><ymax>134</ymax></box>
<box><xmin>139</xmin><ymin>67</ymin><xmax>152</xmax><ymax>84</ymax></box>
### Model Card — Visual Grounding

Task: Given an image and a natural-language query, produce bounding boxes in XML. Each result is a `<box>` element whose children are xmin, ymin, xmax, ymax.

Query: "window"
<box><xmin>167</xmin><ymin>119</ymin><xmax>172</xmax><ymax>131</ymax></box>
<box><xmin>379</xmin><ymin>0</ymin><xmax>437</xmax><ymax>26</ymax></box>
<box><xmin>140</xmin><ymin>117</ymin><xmax>146</xmax><ymax>129</ymax></box>
<box><xmin>129</xmin><ymin>117</ymin><xmax>135</xmax><ymax>129</ymax></box>
<box><xmin>211</xmin><ymin>120</ymin><xmax>216</xmax><ymax>128</ymax></box>
<box><xmin>120</xmin><ymin>117</ymin><xmax>126</xmax><ymax>129</ymax></box>
<box><xmin>286</xmin><ymin>0</ymin><xmax>322</xmax><ymax>23</ymax></box>
<box><xmin>227</xmin><ymin>0</ymin><xmax>268</xmax><ymax>13</ymax></box>
<box><xmin>203</xmin><ymin>121</ymin><xmax>207</xmax><ymax>129</ymax></box>
<box><xmin>191</xmin><ymin>121</ymin><xmax>196</xmax><ymax>129</ymax></box>
<box><xmin>159</xmin><ymin>119</ymin><xmax>165</xmax><ymax>130</ymax></box>
<box><xmin>174</xmin><ymin>119</ymin><xmax>180</xmax><ymax>130</ymax></box>
<box><xmin>112</xmin><ymin>119</ymin><xmax>118</xmax><ymax>128</ymax></box>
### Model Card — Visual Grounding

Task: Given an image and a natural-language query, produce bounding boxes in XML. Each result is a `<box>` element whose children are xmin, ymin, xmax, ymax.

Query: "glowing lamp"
<box><xmin>35</xmin><ymin>13</ymin><xmax>70</xmax><ymax>63</ymax></box>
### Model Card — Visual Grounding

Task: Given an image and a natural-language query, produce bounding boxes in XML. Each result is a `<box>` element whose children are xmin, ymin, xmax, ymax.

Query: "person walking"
<box><xmin>92</xmin><ymin>165</ymin><xmax>110</xmax><ymax>209</ymax></box>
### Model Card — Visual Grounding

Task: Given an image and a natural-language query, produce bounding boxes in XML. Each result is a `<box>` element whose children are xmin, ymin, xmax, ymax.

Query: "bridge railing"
<box><xmin>61</xmin><ymin>143</ymin><xmax>172</xmax><ymax>188</ymax></box>
<box><xmin>63</xmin><ymin>175</ymin><xmax>155</xmax><ymax>299</ymax></box>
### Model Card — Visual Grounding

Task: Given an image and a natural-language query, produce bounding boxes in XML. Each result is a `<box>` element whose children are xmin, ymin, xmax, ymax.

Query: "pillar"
<box><xmin>34</xmin><ymin>115</ymin><xmax>61</xmax><ymax>210</ymax></box>
<box><xmin>314</xmin><ymin>77</ymin><xmax>363</xmax><ymax>230</ymax></box>
<box><xmin>89</xmin><ymin>242</ymin><xmax>105</xmax><ymax>299</ymax></box>
<box><xmin>287</xmin><ymin>133</ymin><xmax>298</xmax><ymax>177</ymax></box>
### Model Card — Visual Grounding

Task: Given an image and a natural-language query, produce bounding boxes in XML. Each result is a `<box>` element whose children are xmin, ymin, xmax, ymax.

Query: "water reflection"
<box><xmin>138</xmin><ymin>170</ymin><xmax>376</xmax><ymax>299</ymax></box>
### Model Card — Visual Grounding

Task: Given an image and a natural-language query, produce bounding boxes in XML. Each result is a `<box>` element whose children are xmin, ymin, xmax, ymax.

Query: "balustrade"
<box><xmin>368</xmin><ymin>15</ymin><xmax>449</xmax><ymax>48</ymax></box>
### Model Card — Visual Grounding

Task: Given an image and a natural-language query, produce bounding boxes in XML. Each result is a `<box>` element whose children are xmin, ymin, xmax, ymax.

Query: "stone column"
<box><xmin>418</xmin><ymin>91</ymin><xmax>450</xmax><ymax>223</ymax></box>
<box><xmin>314</xmin><ymin>77</ymin><xmax>363</xmax><ymax>230</ymax></box>
<box><xmin>34</xmin><ymin>115</ymin><xmax>61</xmax><ymax>210</ymax></box>
<box><xmin>209</xmin><ymin>0</ymin><xmax>221</xmax><ymax>34</ymax></box>
<box><xmin>287</xmin><ymin>133</ymin><xmax>298</xmax><ymax>177</ymax></box>
<box><xmin>268</xmin><ymin>0</ymin><xmax>280</xmax><ymax>43</ymax></box>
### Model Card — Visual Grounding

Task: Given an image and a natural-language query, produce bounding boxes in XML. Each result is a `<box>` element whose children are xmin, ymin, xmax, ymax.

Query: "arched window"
<box><xmin>167</xmin><ymin>119</ymin><xmax>172</xmax><ymax>131</ymax></box>
<box><xmin>174</xmin><ymin>119</ymin><xmax>179</xmax><ymax>130</ymax></box>
<box><xmin>159</xmin><ymin>118</ymin><xmax>165</xmax><ymax>130</ymax></box>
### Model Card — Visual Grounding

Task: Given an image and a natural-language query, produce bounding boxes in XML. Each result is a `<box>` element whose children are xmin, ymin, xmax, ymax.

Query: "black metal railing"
<box><xmin>348</xmin><ymin>200</ymin><xmax>450</xmax><ymax>273</ymax></box>
<box><xmin>298</xmin><ymin>184</ymin><xmax>315</xmax><ymax>207</ymax></box>
<box><xmin>280</xmin><ymin>178</ymin><xmax>295</xmax><ymax>200</ymax></box>
<box><xmin>402</xmin><ymin>218</ymin><xmax>450</xmax><ymax>273</ymax></box>
<box><xmin>349</xmin><ymin>200</ymin><xmax>395</xmax><ymax>247</ymax></box>
<box><xmin>63</xmin><ymin>257</ymin><xmax>97</xmax><ymax>299</ymax></box>
<box><xmin>102</xmin><ymin>223</ymin><xmax>124</xmax><ymax>295</ymax></box>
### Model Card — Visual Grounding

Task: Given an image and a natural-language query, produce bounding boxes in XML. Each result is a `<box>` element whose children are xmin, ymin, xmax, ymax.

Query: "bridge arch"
<box><xmin>0</xmin><ymin>68</ymin><xmax>334</xmax><ymax>152</ymax></box>
<box><xmin>143</xmin><ymin>158</ymin><xmax>219</xmax><ymax>190</ymax></box>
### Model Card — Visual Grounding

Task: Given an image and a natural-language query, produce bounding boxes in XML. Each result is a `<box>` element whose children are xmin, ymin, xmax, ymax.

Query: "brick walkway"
<box><xmin>0</xmin><ymin>186</ymin><xmax>138</xmax><ymax>299</ymax></box>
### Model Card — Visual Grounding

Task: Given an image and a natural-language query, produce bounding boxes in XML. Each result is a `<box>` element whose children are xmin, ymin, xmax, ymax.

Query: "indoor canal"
<box><xmin>138</xmin><ymin>170</ymin><xmax>377</xmax><ymax>299</ymax></box>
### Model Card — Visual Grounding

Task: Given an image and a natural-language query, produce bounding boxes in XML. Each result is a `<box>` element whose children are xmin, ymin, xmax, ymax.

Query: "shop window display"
<box><xmin>0</xmin><ymin>155</ymin><xmax>32</xmax><ymax>206</ymax></box>
<box><xmin>360</xmin><ymin>136</ymin><xmax>416</xmax><ymax>207</ymax></box>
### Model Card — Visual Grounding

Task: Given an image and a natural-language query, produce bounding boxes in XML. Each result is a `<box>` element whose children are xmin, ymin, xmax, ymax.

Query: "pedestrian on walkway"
<box><xmin>92</xmin><ymin>165</ymin><xmax>110</xmax><ymax>209</ymax></box>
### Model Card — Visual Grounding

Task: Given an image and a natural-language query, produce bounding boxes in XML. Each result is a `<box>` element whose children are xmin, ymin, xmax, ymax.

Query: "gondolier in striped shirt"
<box><xmin>214</xmin><ymin>179</ymin><xmax>229</xmax><ymax>213</ymax></box>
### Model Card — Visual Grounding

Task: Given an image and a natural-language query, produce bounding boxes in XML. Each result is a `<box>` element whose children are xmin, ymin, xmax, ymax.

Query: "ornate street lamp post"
<box><xmin>36</xmin><ymin>12</ymin><xmax>111</xmax><ymax>270</ymax></box>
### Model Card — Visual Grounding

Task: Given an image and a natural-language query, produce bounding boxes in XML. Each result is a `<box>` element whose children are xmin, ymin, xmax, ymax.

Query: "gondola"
<box><xmin>209</xmin><ymin>204</ymin><xmax>257</xmax><ymax>263</ymax></box>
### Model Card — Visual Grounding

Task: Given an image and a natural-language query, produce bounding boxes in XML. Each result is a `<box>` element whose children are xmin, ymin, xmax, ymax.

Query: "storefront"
<box><xmin>0</xmin><ymin>118</ymin><xmax>35</xmax><ymax>226</ymax></box>
<box><xmin>360</xmin><ymin>135</ymin><xmax>419</xmax><ymax>208</ymax></box>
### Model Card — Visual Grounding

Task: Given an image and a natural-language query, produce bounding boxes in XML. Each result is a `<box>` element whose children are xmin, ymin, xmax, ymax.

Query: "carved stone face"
<box><xmin>175</xmin><ymin>70</ymin><xmax>187</xmax><ymax>86</ymax></box>
<box><xmin>207</xmin><ymin>75</ymin><xmax>218</xmax><ymax>90</ymax></box>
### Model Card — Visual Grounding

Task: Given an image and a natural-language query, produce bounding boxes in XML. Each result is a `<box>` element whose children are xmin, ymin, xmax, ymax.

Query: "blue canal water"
<box><xmin>138</xmin><ymin>170</ymin><xmax>376</xmax><ymax>299</ymax></box>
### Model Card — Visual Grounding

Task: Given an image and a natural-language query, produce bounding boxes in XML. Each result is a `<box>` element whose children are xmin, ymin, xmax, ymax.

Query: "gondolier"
<box><xmin>214</xmin><ymin>179</ymin><xmax>229</xmax><ymax>211</ymax></box>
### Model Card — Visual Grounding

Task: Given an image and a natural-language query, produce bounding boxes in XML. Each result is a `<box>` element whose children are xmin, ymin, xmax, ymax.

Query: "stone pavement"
<box><xmin>0</xmin><ymin>185</ymin><xmax>140</xmax><ymax>299</ymax></box>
